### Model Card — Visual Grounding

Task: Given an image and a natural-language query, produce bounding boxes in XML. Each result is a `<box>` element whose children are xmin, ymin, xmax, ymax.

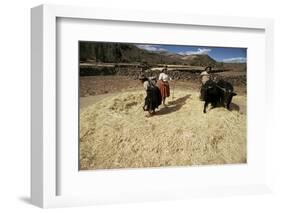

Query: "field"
<box><xmin>79</xmin><ymin>76</ymin><xmax>247</xmax><ymax>170</ymax></box>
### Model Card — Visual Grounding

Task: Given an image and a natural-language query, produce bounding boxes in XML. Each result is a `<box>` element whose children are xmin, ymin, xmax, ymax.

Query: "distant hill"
<box><xmin>181</xmin><ymin>54</ymin><xmax>217</xmax><ymax>66</ymax></box>
<box><xmin>80</xmin><ymin>42</ymin><xmax>219</xmax><ymax>67</ymax></box>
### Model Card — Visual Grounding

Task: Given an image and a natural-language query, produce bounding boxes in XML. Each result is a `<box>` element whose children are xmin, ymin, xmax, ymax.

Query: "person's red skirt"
<box><xmin>157</xmin><ymin>80</ymin><xmax>170</xmax><ymax>98</ymax></box>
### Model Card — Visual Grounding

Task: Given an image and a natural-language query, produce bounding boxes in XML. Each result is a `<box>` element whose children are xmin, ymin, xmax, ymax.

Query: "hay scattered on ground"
<box><xmin>80</xmin><ymin>90</ymin><xmax>246</xmax><ymax>170</ymax></box>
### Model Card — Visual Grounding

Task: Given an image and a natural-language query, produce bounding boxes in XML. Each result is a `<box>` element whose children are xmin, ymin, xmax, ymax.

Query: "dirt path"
<box><xmin>80</xmin><ymin>76</ymin><xmax>246</xmax><ymax>97</ymax></box>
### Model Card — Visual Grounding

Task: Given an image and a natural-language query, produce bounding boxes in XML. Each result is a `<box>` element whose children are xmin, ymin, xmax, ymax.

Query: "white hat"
<box><xmin>200</xmin><ymin>71</ymin><xmax>209</xmax><ymax>76</ymax></box>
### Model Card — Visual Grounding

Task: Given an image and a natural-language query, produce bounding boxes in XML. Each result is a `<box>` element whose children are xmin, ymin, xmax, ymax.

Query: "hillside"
<box><xmin>181</xmin><ymin>54</ymin><xmax>217</xmax><ymax>66</ymax></box>
<box><xmin>79</xmin><ymin>42</ymin><xmax>182</xmax><ymax>64</ymax></box>
<box><xmin>79</xmin><ymin>42</ymin><xmax>218</xmax><ymax>67</ymax></box>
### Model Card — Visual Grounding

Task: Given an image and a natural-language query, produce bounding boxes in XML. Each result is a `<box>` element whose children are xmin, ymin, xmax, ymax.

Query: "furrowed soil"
<box><xmin>79</xmin><ymin>76</ymin><xmax>246</xmax><ymax>170</ymax></box>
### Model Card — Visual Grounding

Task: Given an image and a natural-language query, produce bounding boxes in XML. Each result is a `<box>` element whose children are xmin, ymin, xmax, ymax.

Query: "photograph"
<box><xmin>79</xmin><ymin>41</ymin><xmax>247</xmax><ymax>170</ymax></box>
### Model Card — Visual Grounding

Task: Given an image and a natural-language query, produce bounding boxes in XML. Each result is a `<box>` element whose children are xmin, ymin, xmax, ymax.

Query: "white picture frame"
<box><xmin>31</xmin><ymin>4</ymin><xmax>274</xmax><ymax>208</ymax></box>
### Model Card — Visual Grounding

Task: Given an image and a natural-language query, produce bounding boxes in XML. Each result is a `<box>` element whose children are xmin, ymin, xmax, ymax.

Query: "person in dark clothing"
<box><xmin>139</xmin><ymin>75</ymin><xmax>162</xmax><ymax>116</ymax></box>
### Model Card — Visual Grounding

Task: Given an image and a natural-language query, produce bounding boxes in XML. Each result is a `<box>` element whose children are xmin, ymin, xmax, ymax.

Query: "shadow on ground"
<box><xmin>229</xmin><ymin>102</ymin><xmax>240</xmax><ymax>112</ymax></box>
<box><xmin>207</xmin><ymin>102</ymin><xmax>241</xmax><ymax>113</ymax></box>
<box><xmin>156</xmin><ymin>94</ymin><xmax>191</xmax><ymax>115</ymax></box>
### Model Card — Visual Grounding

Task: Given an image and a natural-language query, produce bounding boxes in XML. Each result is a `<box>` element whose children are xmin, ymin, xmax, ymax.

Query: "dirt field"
<box><xmin>80</xmin><ymin>76</ymin><xmax>246</xmax><ymax>97</ymax></box>
<box><xmin>79</xmin><ymin>76</ymin><xmax>247</xmax><ymax>170</ymax></box>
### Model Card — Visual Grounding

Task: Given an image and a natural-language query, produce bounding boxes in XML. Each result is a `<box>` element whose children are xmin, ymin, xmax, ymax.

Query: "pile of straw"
<box><xmin>80</xmin><ymin>90</ymin><xmax>246</xmax><ymax>170</ymax></box>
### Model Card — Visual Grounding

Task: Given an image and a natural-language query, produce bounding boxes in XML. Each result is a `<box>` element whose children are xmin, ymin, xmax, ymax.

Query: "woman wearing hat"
<box><xmin>139</xmin><ymin>75</ymin><xmax>162</xmax><ymax>116</ymax></box>
<box><xmin>157</xmin><ymin>66</ymin><xmax>172</xmax><ymax>106</ymax></box>
<box><xmin>200</xmin><ymin>66</ymin><xmax>212</xmax><ymax>85</ymax></box>
<box><xmin>200</xmin><ymin>66</ymin><xmax>211</xmax><ymax>100</ymax></box>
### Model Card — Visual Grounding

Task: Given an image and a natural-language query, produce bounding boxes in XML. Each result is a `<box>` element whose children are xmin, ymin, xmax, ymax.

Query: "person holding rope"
<box><xmin>157</xmin><ymin>66</ymin><xmax>172</xmax><ymax>106</ymax></box>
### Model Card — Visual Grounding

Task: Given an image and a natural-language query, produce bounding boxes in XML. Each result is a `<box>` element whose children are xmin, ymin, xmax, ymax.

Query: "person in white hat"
<box><xmin>200</xmin><ymin>66</ymin><xmax>211</xmax><ymax>85</ymax></box>
<box><xmin>139</xmin><ymin>74</ymin><xmax>162</xmax><ymax>117</ymax></box>
<box><xmin>200</xmin><ymin>66</ymin><xmax>212</xmax><ymax>100</ymax></box>
<box><xmin>157</xmin><ymin>66</ymin><xmax>172</xmax><ymax>106</ymax></box>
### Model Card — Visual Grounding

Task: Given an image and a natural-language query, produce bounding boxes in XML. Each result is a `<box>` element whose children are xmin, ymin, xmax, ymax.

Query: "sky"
<box><xmin>136</xmin><ymin>44</ymin><xmax>247</xmax><ymax>63</ymax></box>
